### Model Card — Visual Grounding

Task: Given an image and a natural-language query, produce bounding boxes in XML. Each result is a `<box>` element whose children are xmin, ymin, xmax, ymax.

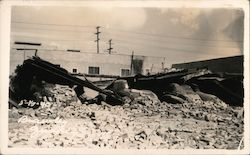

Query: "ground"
<box><xmin>8</xmin><ymin>85</ymin><xmax>244</xmax><ymax>149</ymax></box>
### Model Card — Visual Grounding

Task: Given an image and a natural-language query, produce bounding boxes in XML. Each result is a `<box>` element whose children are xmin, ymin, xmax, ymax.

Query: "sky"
<box><xmin>11</xmin><ymin>6</ymin><xmax>244</xmax><ymax>65</ymax></box>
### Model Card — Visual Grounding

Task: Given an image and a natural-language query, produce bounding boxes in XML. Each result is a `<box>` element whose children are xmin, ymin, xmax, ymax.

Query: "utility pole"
<box><xmin>130</xmin><ymin>51</ymin><xmax>134</xmax><ymax>75</ymax></box>
<box><xmin>107</xmin><ymin>39</ymin><xmax>113</xmax><ymax>54</ymax></box>
<box><xmin>95</xmin><ymin>26</ymin><xmax>101</xmax><ymax>54</ymax></box>
<box><xmin>35</xmin><ymin>49</ymin><xmax>38</xmax><ymax>56</ymax></box>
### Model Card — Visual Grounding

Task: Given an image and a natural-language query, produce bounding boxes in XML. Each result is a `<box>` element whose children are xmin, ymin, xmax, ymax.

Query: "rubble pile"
<box><xmin>9</xmin><ymin>85</ymin><xmax>244</xmax><ymax>149</ymax></box>
<box><xmin>8</xmin><ymin>57</ymin><xmax>244</xmax><ymax>149</ymax></box>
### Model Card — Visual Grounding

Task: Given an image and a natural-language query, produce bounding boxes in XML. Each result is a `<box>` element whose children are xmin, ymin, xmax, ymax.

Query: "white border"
<box><xmin>0</xmin><ymin>0</ymin><xmax>249</xmax><ymax>155</ymax></box>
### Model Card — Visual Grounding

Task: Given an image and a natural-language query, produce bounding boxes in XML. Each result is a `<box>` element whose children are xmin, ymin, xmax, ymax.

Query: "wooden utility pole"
<box><xmin>34</xmin><ymin>49</ymin><xmax>38</xmax><ymax>56</ymax></box>
<box><xmin>130</xmin><ymin>51</ymin><xmax>134</xmax><ymax>75</ymax></box>
<box><xmin>107</xmin><ymin>39</ymin><xmax>113</xmax><ymax>54</ymax></box>
<box><xmin>95</xmin><ymin>26</ymin><xmax>101</xmax><ymax>53</ymax></box>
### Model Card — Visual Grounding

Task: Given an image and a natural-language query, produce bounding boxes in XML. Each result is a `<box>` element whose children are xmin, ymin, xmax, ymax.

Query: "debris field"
<box><xmin>9</xmin><ymin>84</ymin><xmax>244</xmax><ymax>149</ymax></box>
<box><xmin>8</xmin><ymin>56</ymin><xmax>244</xmax><ymax>149</ymax></box>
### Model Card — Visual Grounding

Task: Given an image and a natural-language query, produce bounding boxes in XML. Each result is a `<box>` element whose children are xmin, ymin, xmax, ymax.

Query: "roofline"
<box><xmin>172</xmin><ymin>55</ymin><xmax>243</xmax><ymax>66</ymax></box>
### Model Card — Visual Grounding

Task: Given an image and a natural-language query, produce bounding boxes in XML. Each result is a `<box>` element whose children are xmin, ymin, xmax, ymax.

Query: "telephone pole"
<box><xmin>107</xmin><ymin>39</ymin><xmax>113</xmax><ymax>54</ymax></box>
<box><xmin>95</xmin><ymin>26</ymin><xmax>101</xmax><ymax>53</ymax></box>
<box><xmin>130</xmin><ymin>51</ymin><xmax>134</xmax><ymax>75</ymax></box>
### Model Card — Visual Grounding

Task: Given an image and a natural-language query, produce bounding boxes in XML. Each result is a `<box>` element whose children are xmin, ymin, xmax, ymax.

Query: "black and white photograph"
<box><xmin>0</xmin><ymin>0</ymin><xmax>249</xmax><ymax>154</ymax></box>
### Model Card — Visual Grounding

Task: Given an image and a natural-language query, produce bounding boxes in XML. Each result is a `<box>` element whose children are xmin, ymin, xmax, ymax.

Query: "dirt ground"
<box><xmin>8</xmin><ymin>85</ymin><xmax>244</xmax><ymax>149</ymax></box>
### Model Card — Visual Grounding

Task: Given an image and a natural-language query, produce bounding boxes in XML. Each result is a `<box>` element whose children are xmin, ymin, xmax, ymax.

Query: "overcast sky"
<box><xmin>11</xmin><ymin>6</ymin><xmax>244</xmax><ymax>65</ymax></box>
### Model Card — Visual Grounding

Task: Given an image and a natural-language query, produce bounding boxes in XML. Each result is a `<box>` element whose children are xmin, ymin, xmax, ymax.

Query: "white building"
<box><xmin>10</xmin><ymin>44</ymin><xmax>167</xmax><ymax>77</ymax></box>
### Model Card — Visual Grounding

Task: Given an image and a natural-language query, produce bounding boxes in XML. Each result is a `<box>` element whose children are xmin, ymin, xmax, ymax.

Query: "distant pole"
<box><xmin>130</xmin><ymin>51</ymin><xmax>134</xmax><ymax>75</ymax></box>
<box><xmin>162</xmin><ymin>57</ymin><xmax>166</xmax><ymax>72</ymax></box>
<box><xmin>151</xmin><ymin>64</ymin><xmax>154</xmax><ymax>73</ymax></box>
<box><xmin>35</xmin><ymin>49</ymin><xmax>38</xmax><ymax>56</ymax></box>
<box><xmin>107</xmin><ymin>39</ymin><xmax>113</xmax><ymax>54</ymax></box>
<box><xmin>95</xmin><ymin>26</ymin><xmax>101</xmax><ymax>53</ymax></box>
<box><xmin>23</xmin><ymin>50</ymin><xmax>26</xmax><ymax>61</ymax></box>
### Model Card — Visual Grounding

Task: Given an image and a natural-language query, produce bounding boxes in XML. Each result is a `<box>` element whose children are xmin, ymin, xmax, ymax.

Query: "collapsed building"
<box><xmin>8</xmin><ymin>56</ymin><xmax>244</xmax><ymax>149</ymax></box>
<box><xmin>9</xmin><ymin>55</ymin><xmax>244</xmax><ymax>108</ymax></box>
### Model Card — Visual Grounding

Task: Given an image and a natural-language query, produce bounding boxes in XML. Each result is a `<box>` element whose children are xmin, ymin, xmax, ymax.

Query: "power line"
<box><xmin>12</xmin><ymin>21</ymin><xmax>243</xmax><ymax>43</ymax></box>
<box><xmin>12</xmin><ymin>46</ymin><xmax>226</xmax><ymax>58</ymax></box>
<box><xmin>119</xmin><ymin>47</ymin><xmax>221</xmax><ymax>57</ymax></box>
<box><xmin>12</xmin><ymin>35</ymin><xmax>241</xmax><ymax>56</ymax></box>
<box><xmin>12</xmin><ymin>32</ymin><xmax>242</xmax><ymax>55</ymax></box>
<box><xmin>102</xmin><ymin>31</ymin><xmax>243</xmax><ymax>48</ymax></box>
<box><xmin>101</xmin><ymin>34</ymin><xmax>241</xmax><ymax>49</ymax></box>
<box><xmin>13</xmin><ymin>33</ymin><xmax>241</xmax><ymax>49</ymax></box>
<box><xmin>116</xmin><ymin>42</ymin><xmax>233</xmax><ymax>56</ymax></box>
<box><xmin>12</xmin><ymin>34</ymin><xmax>95</xmax><ymax>41</ymax></box>
<box><xmin>108</xmin><ymin>37</ymin><xmax>241</xmax><ymax>49</ymax></box>
<box><xmin>12</xmin><ymin>26</ymin><xmax>94</xmax><ymax>33</ymax></box>
<box><xmin>102</xmin><ymin>27</ymin><xmax>243</xmax><ymax>43</ymax></box>
<box><xmin>12</xmin><ymin>21</ymin><xmax>95</xmax><ymax>28</ymax></box>
<box><xmin>11</xmin><ymin>21</ymin><xmax>242</xmax><ymax>56</ymax></box>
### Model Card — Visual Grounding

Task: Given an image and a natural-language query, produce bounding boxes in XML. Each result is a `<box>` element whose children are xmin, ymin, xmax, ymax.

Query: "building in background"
<box><xmin>10</xmin><ymin>43</ymin><xmax>166</xmax><ymax>79</ymax></box>
<box><xmin>172</xmin><ymin>55</ymin><xmax>243</xmax><ymax>74</ymax></box>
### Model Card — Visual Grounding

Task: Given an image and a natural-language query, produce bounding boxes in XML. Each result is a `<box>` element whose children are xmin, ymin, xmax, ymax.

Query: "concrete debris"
<box><xmin>161</xmin><ymin>94</ymin><xmax>186</xmax><ymax>104</ymax></box>
<box><xmin>8</xmin><ymin>85</ymin><xmax>243</xmax><ymax>149</ymax></box>
<box><xmin>181</xmin><ymin>69</ymin><xmax>211</xmax><ymax>81</ymax></box>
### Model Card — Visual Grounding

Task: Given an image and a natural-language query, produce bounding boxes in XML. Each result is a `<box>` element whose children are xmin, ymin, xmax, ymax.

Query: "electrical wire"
<box><xmin>12</xmin><ymin>21</ymin><xmax>243</xmax><ymax>43</ymax></box>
